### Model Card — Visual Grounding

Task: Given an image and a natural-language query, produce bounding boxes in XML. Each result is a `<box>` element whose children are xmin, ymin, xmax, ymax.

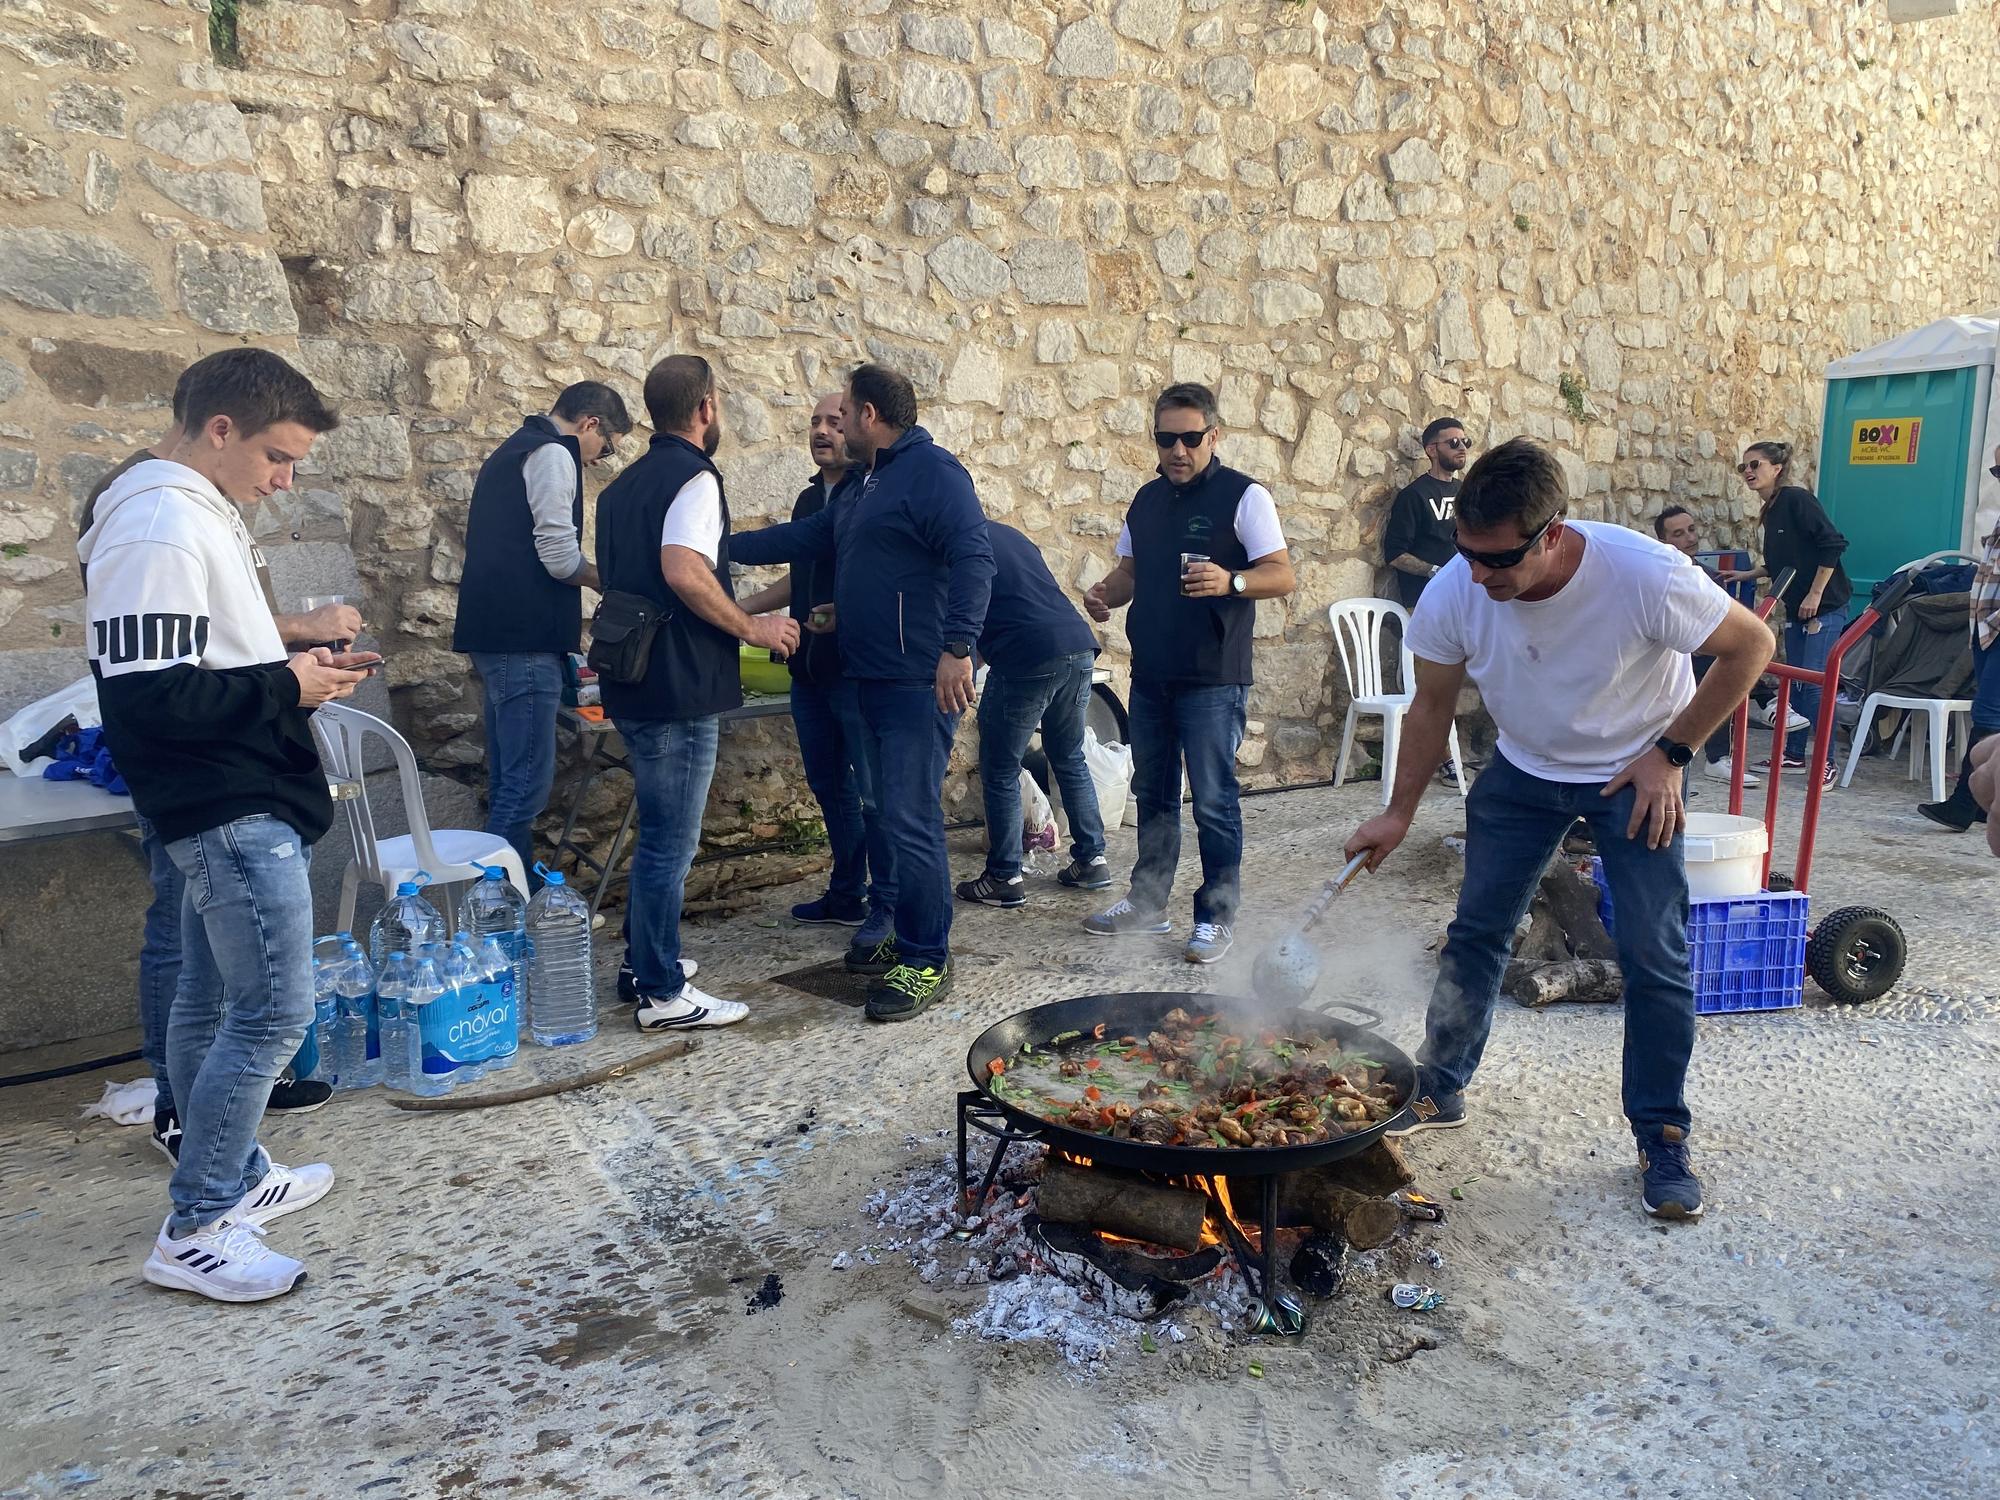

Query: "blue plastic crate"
<box><xmin>1590</xmin><ymin>858</ymin><xmax>1808</xmax><ymax>1015</ymax></box>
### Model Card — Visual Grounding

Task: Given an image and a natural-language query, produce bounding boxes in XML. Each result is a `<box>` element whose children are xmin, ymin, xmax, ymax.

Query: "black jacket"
<box><xmin>979</xmin><ymin>523</ymin><xmax>1098</xmax><ymax>675</ymax></box>
<box><xmin>784</xmin><ymin>467</ymin><xmax>858</xmax><ymax>687</ymax></box>
<box><xmin>453</xmin><ymin>416</ymin><xmax>584</xmax><ymax>654</ymax></box>
<box><xmin>1760</xmin><ymin>485</ymin><xmax>1852</xmax><ymax>616</ymax></box>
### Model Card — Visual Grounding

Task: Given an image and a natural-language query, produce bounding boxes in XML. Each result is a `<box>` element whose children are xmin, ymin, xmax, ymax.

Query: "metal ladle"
<box><xmin>1249</xmin><ymin>851</ymin><xmax>1372</xmax><ymax>1008</ymax></box>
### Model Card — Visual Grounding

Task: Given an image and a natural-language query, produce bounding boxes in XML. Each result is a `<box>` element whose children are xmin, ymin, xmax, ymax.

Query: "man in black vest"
<box><xmin>1082</xmin><ymin>382</ymin><xmax>1295</xmax><ymax>963</ymax></box>
<box><xmin>453</xmin><ymin>382</ymin><xmax>632</xmax><ymax>878</ymax></box>
<box><xmin>596</xmin><ymin>355</ymin><xmax>799</xmax><ymax>1032</ymax></box>
<box><xmin>734</xmin><ymin>394</ymin><xmax>889</xmax><ymax>932</ymax></box>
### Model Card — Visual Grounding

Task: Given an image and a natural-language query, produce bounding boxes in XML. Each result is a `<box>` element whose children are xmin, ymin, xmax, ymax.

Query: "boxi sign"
<box><xmin>1848</xmin><ymin>417</ymin><xmax>1923</xmax><ymax>466</ymax></box>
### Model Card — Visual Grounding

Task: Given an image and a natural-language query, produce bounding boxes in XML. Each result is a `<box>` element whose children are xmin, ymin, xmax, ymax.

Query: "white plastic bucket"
<box><xmin>1682</xmin><ymin>813</ymin><xmax>1768</xmax><ymax>900</ymax></box>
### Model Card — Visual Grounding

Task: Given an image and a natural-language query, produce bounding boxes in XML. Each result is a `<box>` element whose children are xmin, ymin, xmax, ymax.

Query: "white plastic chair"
<box><xmin>1837</xmin><ymin>550</ymin><xmax>1983</xmax><ymax>802</ymax></box>
<box><xmin>1328</xmin><ymin>598</ymin><xmax>1467</xmax><ymax>805</ymax></box>
<box><xmin>310</xmin><ymin>702</ymin><xmax>528</xmax><ymax>931</ymax></box>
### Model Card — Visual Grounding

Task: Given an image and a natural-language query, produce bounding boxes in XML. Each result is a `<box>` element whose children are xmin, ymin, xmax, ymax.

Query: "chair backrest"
<box><xmin>310</xmin><ymin>702</ymin><xmax>446</xmax><ymax>886</ymax></box>
<box><xmin>1898</xmin><ymin>549</ymin><xmax>1982</xmax><ymax>574</ymax></box>
<box><xmin>1327</xmin><ymin>597</ymin><xmax>1412</xmax><ymax>701</ymax></box>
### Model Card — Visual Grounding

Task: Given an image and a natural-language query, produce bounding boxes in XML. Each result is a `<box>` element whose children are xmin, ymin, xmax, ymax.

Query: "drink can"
<box><xmin>1389</xmin><ymin>1282</ymin><xmax>1444</xmax><ymax>1311</ymax></box>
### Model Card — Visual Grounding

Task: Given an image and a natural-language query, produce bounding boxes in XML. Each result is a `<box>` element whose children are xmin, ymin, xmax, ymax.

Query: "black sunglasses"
<box><xmin>1153</xmin><ymin>427</ymin><xmax>1213</xmax><ymax>450</ymax></box>
<box><xmin>1454</xmin><ymin>514</ymin><xmax>1560</xmax><ymax>570</ymax></box>
<box><xmin>1438</xmin><ymin>437</ymin><xmax>1472</xmax><ymax>450</ymax></box>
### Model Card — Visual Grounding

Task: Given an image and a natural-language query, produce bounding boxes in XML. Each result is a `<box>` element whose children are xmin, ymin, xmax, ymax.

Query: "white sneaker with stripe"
<box><xmin>142</xmin><ymin>1215</ymin><xmax>306</xmax><ymax>1303</ymax></box>
<box><xmin>634</xmin><ymin>981</ymin><xmax>749</xmax><ymax>1031</ymax></box>
<box><xmin>229</xmin><ymin>1157</ymin><xmax>335</xmax><ymax>1229</ymax></box>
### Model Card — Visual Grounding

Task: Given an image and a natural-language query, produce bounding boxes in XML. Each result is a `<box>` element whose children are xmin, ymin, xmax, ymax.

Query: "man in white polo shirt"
<box><xmin>1346</xmin><ymin>438</ymin><xmax>1775</xmax><ymax>1220</ymax></box>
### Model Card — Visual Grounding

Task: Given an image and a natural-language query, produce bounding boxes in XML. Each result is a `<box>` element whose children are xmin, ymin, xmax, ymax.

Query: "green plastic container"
<box><xmin>739</xmin><ymin>644</ymin><xmax>791</xmax><ymax>696</ymax></box>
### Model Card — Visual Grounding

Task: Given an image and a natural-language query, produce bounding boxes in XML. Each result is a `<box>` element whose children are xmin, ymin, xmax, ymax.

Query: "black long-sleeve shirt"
<box><xmin>1759</xmin><ymin>485</ymin><xmax>1851</xmax><ymax>615</ymax></box>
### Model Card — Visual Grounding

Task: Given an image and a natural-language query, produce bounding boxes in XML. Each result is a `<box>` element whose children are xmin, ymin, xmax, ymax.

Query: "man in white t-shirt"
<box><xmin>593</xmin><ymin>355</ymin><xmax>798</xmax><ymax>1032</ymax></box>
<box><xmin>1345</xmin><ymin>438</ymin><xmax>1775</xmax><ymax>1221</ymax></box>
<box><xmin>1082</xmin><ymin>382</ymin><xmax>1295</xmax><ymax>963</ymax></box>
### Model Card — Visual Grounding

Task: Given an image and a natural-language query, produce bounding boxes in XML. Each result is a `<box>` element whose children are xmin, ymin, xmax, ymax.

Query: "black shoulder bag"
<box><xmin>586</xmin><ymin>591</ymin><xmax>665</xmax><ymax>684</ymax></box>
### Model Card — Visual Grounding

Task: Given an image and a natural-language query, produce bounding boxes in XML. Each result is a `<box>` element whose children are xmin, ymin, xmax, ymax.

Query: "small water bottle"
<box><xmin>474</xmin><ymin>932</ymin><xmax>520</xmax><ymax>1074</ymax></box>
<box><xmin>376</xmin><ymin>952</ymin><xmax>414</xmax><ymax>1091</ymax></box>
<box><xmin>309</xmin><ymin>936</ymin><xmax>343</xmax><ymax>1084</ymax></box>
<box><xmin>459</xmin><ymin>866</ymin><xmax>529</xmax><ymax>1041</ymax></box>
<box><xmin>526</xmin><ymin>862</ymin><xmax>596</xmax><ymax>1047</ymax></box>
<box><xmin>334</xmin><ymin>937</ymin><xmax>381</xmax><ymax>1089</ymax></box>
<box><xmin>401</xmin><ymin>946</ymin><xmax>451</xmax><ymax>1097</ymax></box>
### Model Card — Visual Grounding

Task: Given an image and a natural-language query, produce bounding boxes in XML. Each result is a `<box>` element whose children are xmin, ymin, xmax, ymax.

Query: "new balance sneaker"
<box><xmin>845</xmin><ymin>935</ymin><xmax>899</xmax><ymax>977</ymax></box>
<box><xmin>1185</xmin><ymin>921</ymin><xmax>1233</xmax><ymax>964</ymax></box>
<box><xmin>1082</xmin><ymin>898</ymin><xmax>1171</xmax><ymax>936</ymax></box>
<box><xmin>618</xmin><ymin>957</ymin><xmax>698</xmax><ymax>1005</ymax></box>
<box><xmin>1385</xmin><ymin>1090</ymin><xmax>1468</xmax><ymax>1137</ymax></box>
<box><xmin>1637</xmin><ymin>1126</ymin><xmax>1705</xmax><ymax>1219</ymax></box>
<box><xmin>865</xmin><ymin>962</ymin><xmax>953</xmax><ymax>1023</ymax></box>
<box><xmin>151</xmin><ymin>1109</ymin><xmax>182</xmax><ymax>1166</ymax></box>
<box><xmin>634</xmin><ymin>982</ymin><xmax>749</xmax><ymax>1031</ymax></box>
<box><xmin>142</xmin><ymin>1215</ymin><xmax>306</xmax><ymax>1304</ymax></box>
<box><xmin>231</xmin><ymin>1156</ymin><xmax>336</xmax><ymax>1228</ymax></box>
<box><xmin>1056</xmin><ymin>855</ymin><xmax>1112</xmax><ymax>890</ymax></box>
<box><xmin>1702</xmin><ymin>757</ymin><xmax>1761</xmax><ymax>787</ymax></box>
<box><xmin>1819</xmin><ymin>761</ymin><xmax>1837</xmax><ymax>788</ymax></box>
<box><xmin>955</xmin><ymin>872</ymin><xmax>1026</xmax><ymax>908</ymax></box>
<box><xmin>266</xmin><ymin>1078</ymin><xmax>333</xmax><ymax>1114</ymax></box>
<box><xmin>791</xmin><ymin>892</ymin><xmax>868</xmax><ymax>926</ymax></box>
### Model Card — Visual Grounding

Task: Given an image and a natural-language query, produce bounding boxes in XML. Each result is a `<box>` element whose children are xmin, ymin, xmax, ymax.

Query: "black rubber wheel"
<box><xmin>1086</xmin><ymin>682</ymin><xmax>1129</xmax><ymax>746</ymax></box>
<box><xmin>1805</xmin><ymin>906</ymin><xmax>1906</xmax><ymax>1005</ymax></box>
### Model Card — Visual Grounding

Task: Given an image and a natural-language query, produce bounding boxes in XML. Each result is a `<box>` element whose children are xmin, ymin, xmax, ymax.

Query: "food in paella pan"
<box><xmin>983</xmin><ymin>1006</ymin><xmax>1403</xmax><ymax>1149</ymax></box>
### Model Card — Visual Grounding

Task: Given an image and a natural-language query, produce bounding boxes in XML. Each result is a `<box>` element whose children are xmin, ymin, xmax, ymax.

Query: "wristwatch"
<box><xmin>1229</xmin><ymin>572</ymin><xmax>1247</xmax><ymax>595</ymax></box>
<box><xmin>1655</xmin><ymin>736</ymin><xmax>1693</xmax><ymax>767</ymax></box>
<box><xmin>944</xmin><ymin>640</ymin><xmax>972</xmax><ymax>659</ymax></box>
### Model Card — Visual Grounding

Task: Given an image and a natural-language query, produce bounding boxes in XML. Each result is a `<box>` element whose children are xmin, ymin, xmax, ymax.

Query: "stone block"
<box><xmin>384</xmin><ymin>20</ymin><xmax>492</xmax><ymax>83</ymax></box>
<box><xmin>135</xmin><ymin>160</ymin><xmax>268</xmax><ymax>233</ymax></box>
<box><xmin>729</xmin><ymin>47</ymin><xmax>791</xmax><ymax>100</ymax></box>
<box><xmin>902</xmin><ymin>13</ymin><xmax>974</xmax><ymax>60</ymax></box>
<box><xmin>49</xmin><ymin>82</ymin><xmax>125</xmax><ymax>138</ymax></box>
<box><xmin>0</xmin><ymin>229</ymin><xmax>160</xmax><ymax>318</ymax></box>
<box><xmin>1385</xmin><ymin>137</ymin><xmax>1443</xmax><ymax>184</ymax></box>
<box><xmin>926</xmin><ymin>235</ymin><xmax>1009</xmax><ymax>300</ymax></box>
<box><xmin>1049</xmin><ymin>17</ymin><xmax>1118</xmax><ymax>78</ymax></box>
<box><xmin>789</xmin><ymin>33</ymin><xmax>841</xmax><ymax>98</ymax></box>
<box><xmin>238</xmin><ymin>1</ymin><xmax>348</xmax><ymax>78</ymax></box>
<box><xmin>464</xmin><ymin>174</ymin><xmax>563</xmax><ymax>252</ymax></box>
<box><xmin>594</xmin><ymin>165</ymin><xmax>660</xmax><ymax>206</ymax></box>
<box><xmin>0</xmin><ymin>127</ymin><xmax>70</xmax><ymax>201</ymax></box>
<box><xmin>27</xmin><ymin>342</ymin><xmax>182</xmax><ymax>409</ymax></box>
<box><xmin>944</xmin><ymin>344</ymin><xmax>1003</xmax><ymax>406</ymax></box>
<box><xmin>1013</xmin><ymin>239</ymin><xmax>1089</xmax><ymax>306</ymax></box>
<box><xmin>1202</xmin><ymin>56</ymin><xmax>1254</xmax><ymax>107</ymax></box>
<box><xmin>1251</xmin><ymin>280</ymin><xmax>1324</xmax><ymax>325</ymax></box>
<box><xmin>1113</xmin><ymin>0</ymin><xmax>1182</xmax><ymax>50</ymax></box>
<box><xmin>567</xmin><ymin>206</ymin><xmax>635</xmax><ymax>257</ymax></box>
<box><xmin>0</xmin><ymin>450</ymin><xmax>36</xmax><ymax>491</ymax></box>
<box><xmin>899</xmin><ymin>60</ymin><xmax>974</xmax><ymax>127</ymax></box>
<box><xmin>1017</xmin><ymin>135</ymin><xmax>1083</xmax><ymax>190</ymax></box>
<box><xmin>1343</xmin><ymin>174</ymin><xmax>1395</xmax><ymax>222</ymax></box>
<box><xmin>742</xmin><ymin>152</ymin><xmax>815</xmax><ymax>227</ymax></box>
<box><xmin>1257</xmin><ymin>61</ymin><xmax>1325</xmax><ymax>122</ymax></box>
<box><xmin>304</xmin><ymin>416</ymin><xmax>413</xmax><ymax>481</ymax></box>
<box><xmin>295</xmin><ymin>338</ymin><xmax>412</xmax><ymax>404</ymax></box>
<box><xmin>1291</xmin><ymin>410</ymin><xmax>1344</xmax><ymax>486</ymax></box>
<box><xmin>0</xmin><ymin>359</ymin><xmax>22</xmax><ymax>404</ymax></box>
<box><xmin>981</xmin><ymin>18</ymin><xmax>1046</xmax><ymax>63</ymax></box>
<box><xmin>135</xmin><ymin>101</ymin><xmax>253</xmax><ymax>167</ymax></box>
<box><xmin>172</xmin><ymin>242</ymin><xmax>297</xmax><ymax>335</ymax></box>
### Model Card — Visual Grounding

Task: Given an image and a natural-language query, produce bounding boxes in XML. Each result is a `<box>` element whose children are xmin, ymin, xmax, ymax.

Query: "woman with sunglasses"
<box><xmin>1726</xmin><ymin>441</ymin><xmax>1852</xmax><ymax>785</ymax></box>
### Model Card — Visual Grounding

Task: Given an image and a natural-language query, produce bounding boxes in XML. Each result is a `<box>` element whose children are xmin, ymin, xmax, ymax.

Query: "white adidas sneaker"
<box><xmin>634</xmin><ymin>982</ymin><xmax>749</xmax><ymax>1031</ymax></box>
<box><xmin>230</xmin><ymin>1157</ymin><xmax>335</xmax><ymax>1229</ymax></box>
<box><xmin>141</xmin><ymin>1215</ymin><xmax>306</xmax><ymax>1303</ymax></box>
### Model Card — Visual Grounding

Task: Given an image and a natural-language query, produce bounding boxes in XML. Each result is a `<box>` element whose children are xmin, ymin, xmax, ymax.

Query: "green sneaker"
<box><xmin>865</xmin><ymin>961</ymin><xmax>952</xmax><ymax>1023</ymax></box>
<box><xmin>844</xmin><ymin>935</ymin><xmax>899</xmax><ymax>977</ymax></box>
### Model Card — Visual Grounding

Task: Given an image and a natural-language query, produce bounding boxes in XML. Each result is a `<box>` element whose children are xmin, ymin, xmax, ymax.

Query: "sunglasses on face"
<box><xmin>1454</xmin><ymin>514</ymin><xmax>1559</xmax><ymax>570</ymax></box>
<box><xmin>1438</xmin><ymin>437</ymin><xmax>1472</xmax><ymax>451</ymax></box>
<box><xmin>1736</xmin><ymin>460</ymin><xmax>1763</xmax><ymax>474</ymax></box>
<box><xmin>1153</xmin><ymin>427</ymin><xmax>1213</xmax><ymax>450</ymax></box>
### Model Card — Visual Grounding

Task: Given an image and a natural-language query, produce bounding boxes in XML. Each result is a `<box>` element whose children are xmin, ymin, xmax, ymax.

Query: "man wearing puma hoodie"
<box><xmin>80</xmin><ymin>349</ymin><xmax>369</xmax><ymax>1304</ymax></box>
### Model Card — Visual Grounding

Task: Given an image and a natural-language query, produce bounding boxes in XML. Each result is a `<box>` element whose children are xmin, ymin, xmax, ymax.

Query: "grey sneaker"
<box><xmin>1184</xmin><ymin>921</ymin><xmax>1233</xmax><ymax>964</ymax></box>
<box><xmin>1082</xmin><ymin>898</ymin><xmax>1170</xmax><ymax>936</ymax></box>
<box><xmin>1057</xmin><ymin>855</ymin><xmax>1113</xmax><ymax>890</ymax></box>
<box><xmin>1385</xmin><ymin>1090</ymin><xmax>1468</xmax><ymax>1137</ymax></box>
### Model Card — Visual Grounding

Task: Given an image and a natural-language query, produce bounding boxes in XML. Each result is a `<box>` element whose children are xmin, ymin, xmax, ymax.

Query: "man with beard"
<box><xmin>595</xmin><ymin>355</ymin><xmax>798</xmax><ymax>1031</ymax></box>
<box><xmin>733</xmin><ymin>394</ymin><xmax>889</xmax><ymax>934</ymax></box>
<box><xmin>1384</xmin><ymin>417</ymin><xmax>1471</xmax><ymax>609</ymax></box>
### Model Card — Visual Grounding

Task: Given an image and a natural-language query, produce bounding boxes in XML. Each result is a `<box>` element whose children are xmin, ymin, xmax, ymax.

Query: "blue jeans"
<box><xmin>617</xmin><ymin>715</ymin><xmax>719</xmax><ymax>996</ymax></box>
<box><xmin>791</xmin><ymin>675</ymin><xmax>890</xmax><ymax>912</ymax></box>
<box><xmin>163</xmin><ymin>815</ymin><xmax>316</xmax><ymax>1234</ymax></box>
<box><xmin>1782</xmin><ymin>607</ymin><xmax>1847</xmax><ymax>764</ymax></box>
<box><xmin>1970</xmin><ymin>639</ymin><xmax>1999</xmax><ymax>734</ymax></box>
<box><xmin>135</xmin><ymin>815</ymin><xmax>184</xmax><ymax>1120</ymax></box>
<box><xmin>978</xmin><ymin>652</ymin><xmax>1105</xmax><ymax>880</ymax></box>
<box><xmin>1127</xmin><ymin>680</ymin><xmax>1247</xmax><ymax>925</ymax></box>
<box><xmin>1420</xmin><ymin>752</ymin><xmax>1696</xmax><ymax>1134</ymax></box>
<box><xmin>857</xmin><ymin>679</ymin><xmax>958</xmax><ymax>967</ymax></box>
<box><xmin>471</xmin><ymin>651</ymin><xmax>564</xmax><ymax>879</ymax></box>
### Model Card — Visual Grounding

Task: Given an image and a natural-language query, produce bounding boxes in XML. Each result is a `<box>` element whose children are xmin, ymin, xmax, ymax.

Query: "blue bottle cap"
<box><xmin>482</xmin><ymin>866</ymin><xmax>505</xmax><ymax>880</ymax></box>
<box><xmin>388</xmin><ymin>950</ymin><xmax>408</xmax><ymax>961</ymax></box>
<box><xmin>396</xmin><ymin>881</ymin><xmax>421</xmax><ymax>896</ymax></box>
<box><xmin>541</xmin><ymin>870</ymin><xmax>566</xmax><ymax>886</ymax></box>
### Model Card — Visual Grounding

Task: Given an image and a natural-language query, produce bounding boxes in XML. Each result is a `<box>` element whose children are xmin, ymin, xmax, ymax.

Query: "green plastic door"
<box><xmin>1818</xmin><ymin>365</ymin><xmax>1977</xmax><ymax>598</ymax></box>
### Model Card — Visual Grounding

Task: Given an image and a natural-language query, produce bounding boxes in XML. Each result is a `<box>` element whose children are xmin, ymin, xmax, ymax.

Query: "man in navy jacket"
<box><xmin>731</xmin><ymin>363</ymin><xmax>994</xmax><ymax>1021</ymax></box>
<box><xmin>955</xmin><ymin>523</ymin><xmax>1109</xmax><ymax>908</ymax></box>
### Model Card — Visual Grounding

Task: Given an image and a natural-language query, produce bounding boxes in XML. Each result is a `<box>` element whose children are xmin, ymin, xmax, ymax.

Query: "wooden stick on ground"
<box><xmin>387</xmin><ymin>1039</ymin><xmax>699</xmax><ymax>1112</ymax></box>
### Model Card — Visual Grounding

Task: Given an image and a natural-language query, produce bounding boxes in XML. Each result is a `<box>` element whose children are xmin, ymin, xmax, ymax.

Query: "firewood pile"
<box><xmin>1444</xmin><ymin>830</ymin><xmax>1625</xmax><ymax>1008</ymax></box>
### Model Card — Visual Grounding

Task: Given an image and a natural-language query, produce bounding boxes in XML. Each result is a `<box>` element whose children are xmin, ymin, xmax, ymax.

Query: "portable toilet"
<box><xmin>1817</xmin><ymin>313</ymin><xmax>1996</xmax><ymax>598</ymax></box>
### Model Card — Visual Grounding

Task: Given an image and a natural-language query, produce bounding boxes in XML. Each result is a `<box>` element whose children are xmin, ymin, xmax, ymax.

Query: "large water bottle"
<box><xmin>333</xmin><ymin>936</ymin><xmax>381</xmax><ymax>1089</ymax></box>
<box><xmin>376</xmin><ymin>951</ymin><xmax>414</xmax><ymax>1091</ymax></box>
<box><xmin>370</xmin><ymin>876</ymin><xmax>447</xmax><ymax>973</ymax></box>
<box><xmin>526</xmin><ymin>862</ymin><xmax>596</xmax><ymax>1046</ymax></box>
<box><xmin>458</xmin><ymin>867</ymin><xmax>528</xmax><ymax>1039</ymax></box>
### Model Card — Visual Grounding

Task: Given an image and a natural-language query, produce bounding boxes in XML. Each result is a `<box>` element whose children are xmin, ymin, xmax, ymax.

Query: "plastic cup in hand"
<box><xmin>302</xmin><ymin>593</ymin><xmax>351</xmax><ymax>650</ymax></box>
<box><xmin>1180</xmin><ymin>553</ymin><xmax>1211</xmax><ymax>595</ymax></box>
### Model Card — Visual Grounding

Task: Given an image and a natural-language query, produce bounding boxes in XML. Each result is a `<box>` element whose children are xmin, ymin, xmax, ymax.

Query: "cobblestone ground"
<box><xmin>2</xmin><ymin>759</ymin><xmax>1994</xmax><ymax>1500</ymax></box>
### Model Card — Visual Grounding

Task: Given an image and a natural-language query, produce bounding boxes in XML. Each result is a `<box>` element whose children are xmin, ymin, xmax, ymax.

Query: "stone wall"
<box><xmin>3</xmin><ymin>0</ymin><xmax>1997</xmax><ymax>838</ymax></box>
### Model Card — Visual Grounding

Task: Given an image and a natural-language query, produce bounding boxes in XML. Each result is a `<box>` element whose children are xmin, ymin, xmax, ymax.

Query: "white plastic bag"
<box><xmin>1082</xmin><ymin>727</ymin><xmax>1134</xmax><ymax>831</ymax></box>
<box><xmin>0</xmin><ymin>675</ymin><xmax>101</xmax><ymax>776</ymax></box>
<box><xmin>1020</xmin><ymin>768</ymin><xmax>1060</xmax><ymax>875</ymax></box>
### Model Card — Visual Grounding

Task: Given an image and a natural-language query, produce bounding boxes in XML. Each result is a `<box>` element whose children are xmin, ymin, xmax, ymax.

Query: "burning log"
<box><xmin>1276</xmin><ymin>1177</ymin><xmax>1405</xmax><ymax>1250</ymax></box>
<box><xmin>1037</xmin><ymin>1159</ymin><xmax>1208</xmax><ymax>1253</ymax></box>
<box><xmin>1504</xmin><ymin>956</ymin><xmax>1624</xmax><ymax>1008</ymax></box>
